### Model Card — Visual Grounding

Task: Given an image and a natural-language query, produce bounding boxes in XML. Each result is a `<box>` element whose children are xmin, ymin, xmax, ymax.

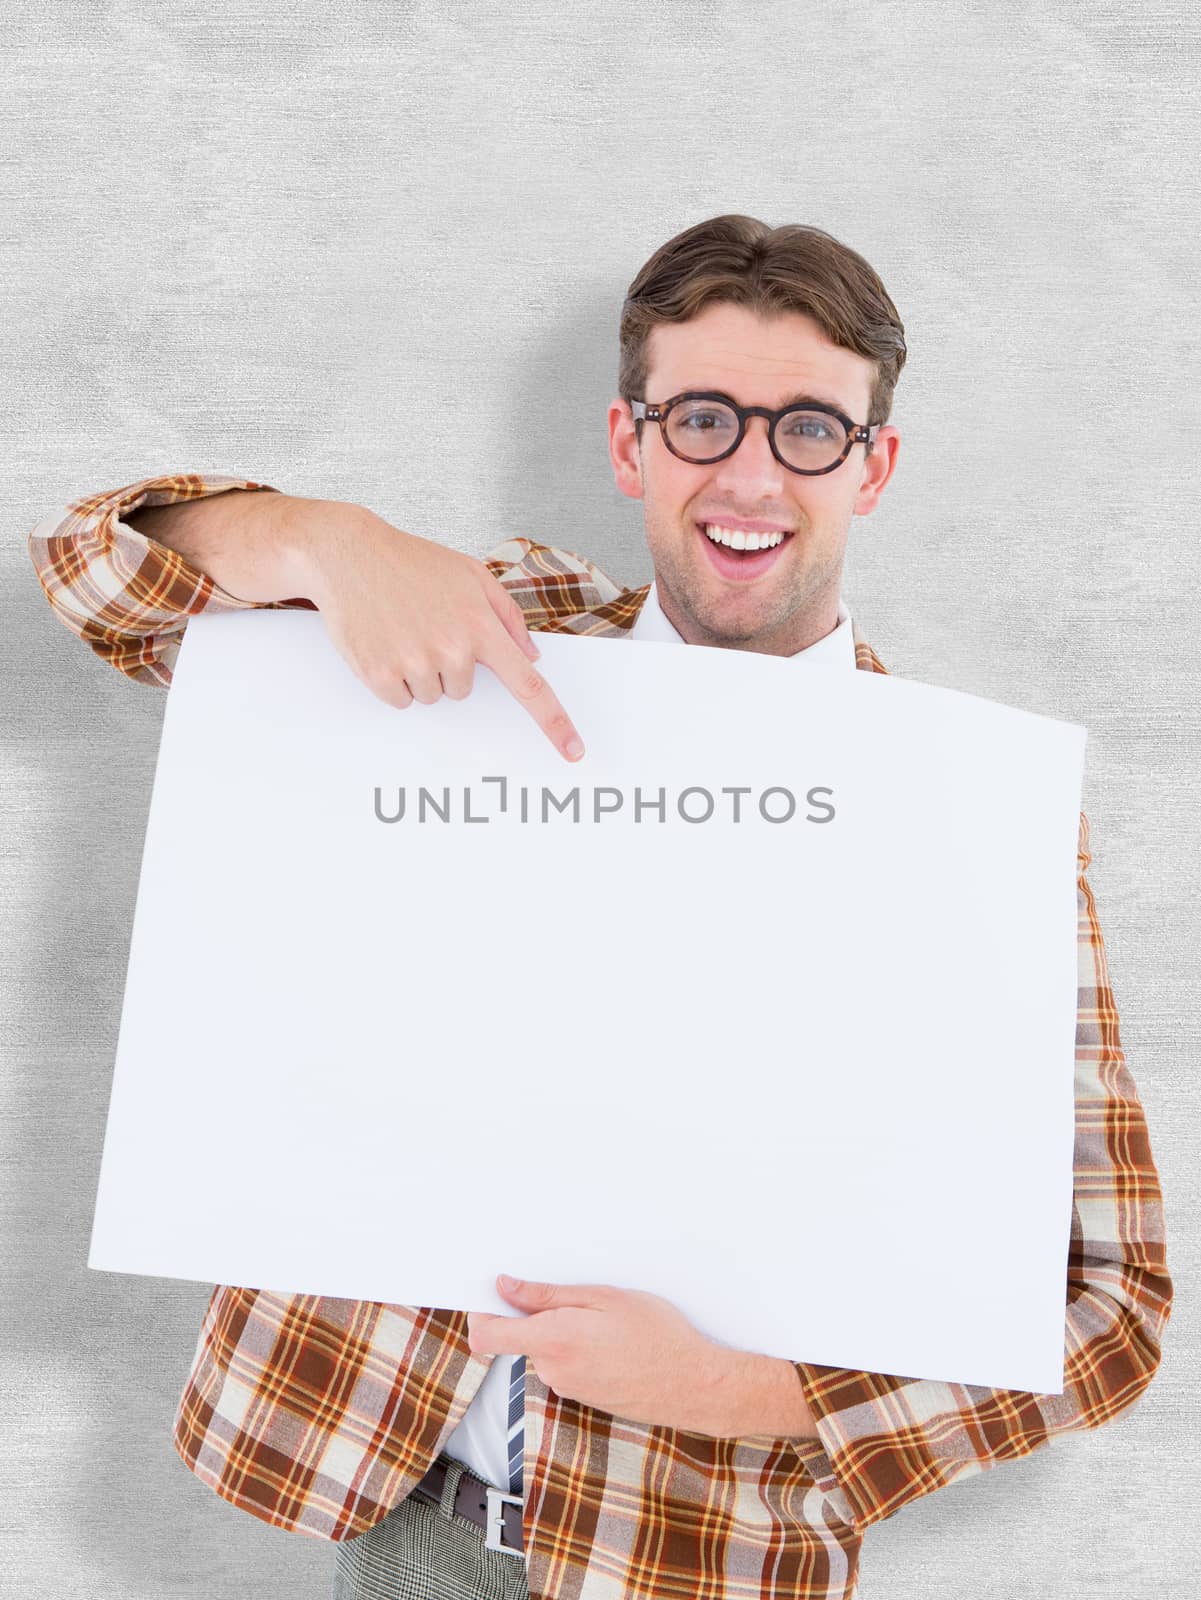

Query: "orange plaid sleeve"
<box><xmin>789</xmin><ymin>809</ymin><xmax>1173</xmax><ymax>1532</ymax></box>
<box><xmin>26</xmin><ymin>479</ymin><xmax>638</xmax><ymax>689</ymax></box>
<box><xmin>24</xmin><ymin>472</ymin><xmax>300</xmax><ymax>687</ymax></box>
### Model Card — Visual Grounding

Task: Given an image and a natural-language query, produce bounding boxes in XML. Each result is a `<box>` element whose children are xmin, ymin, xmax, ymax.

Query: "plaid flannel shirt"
<box><xmin>27</xmin><ymin>473</ymin><xmax>1174</xmax><ymax>1600</ymax></box>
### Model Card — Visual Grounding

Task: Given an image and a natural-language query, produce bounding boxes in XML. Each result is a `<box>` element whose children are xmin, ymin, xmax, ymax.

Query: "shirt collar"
<box><xmin>629</xmin><ymin>579</ymin><xmax>856</xmax><ymax>669</ymax></box>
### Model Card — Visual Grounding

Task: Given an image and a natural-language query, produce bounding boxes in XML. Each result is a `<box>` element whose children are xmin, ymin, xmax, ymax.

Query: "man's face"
<box><xmin>608</xmin><ymin>302</ymin><xmax>899</xmax><ymax>655</ymax></box>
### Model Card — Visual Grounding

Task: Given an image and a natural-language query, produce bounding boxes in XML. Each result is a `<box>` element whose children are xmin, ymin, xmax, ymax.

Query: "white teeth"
<box><xmin>702</xmin><ymin>524</ymin><xmax>787</xmax><ymax>551</ymax></box>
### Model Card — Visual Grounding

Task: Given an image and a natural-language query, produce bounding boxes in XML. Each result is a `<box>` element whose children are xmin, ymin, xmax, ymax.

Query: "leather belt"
<box><xmin>411</xmin><ymin>1455</ymin><xmax>525</xmax><ymax>1557</ymax></box>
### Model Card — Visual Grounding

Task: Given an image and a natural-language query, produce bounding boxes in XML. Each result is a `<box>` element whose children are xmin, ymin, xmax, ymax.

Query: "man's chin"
<box><xmin>674</xmin><ymin>589</ymin><xmax>785</xmax><ymax>648</ymax></box>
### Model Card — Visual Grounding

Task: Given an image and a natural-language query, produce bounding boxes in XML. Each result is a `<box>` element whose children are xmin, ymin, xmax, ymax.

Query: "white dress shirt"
<box><xmin>628</xmin><ymin>579</ymin><xmax>855</xmax><ymax>661</ymax></box>
<box><xmin>440</xmin><ymin>576</ymin><xmax>857</xmax><ymax>1489</ymax></box>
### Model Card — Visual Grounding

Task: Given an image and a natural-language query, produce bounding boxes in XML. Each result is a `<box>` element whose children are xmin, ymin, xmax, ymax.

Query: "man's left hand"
<box><xmin>466</xmin><ymin>1275</ymin><xmax>730</xmax><ymax>1434</ymax></box>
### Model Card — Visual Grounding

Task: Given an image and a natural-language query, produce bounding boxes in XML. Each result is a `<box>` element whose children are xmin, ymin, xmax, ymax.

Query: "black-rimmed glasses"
<box><xmin>630</xmin><ymin>391</ymin><xmax>879</xmax><ymax>476</ymax></box>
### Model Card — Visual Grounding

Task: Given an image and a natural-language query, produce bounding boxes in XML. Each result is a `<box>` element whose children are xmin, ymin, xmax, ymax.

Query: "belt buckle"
<box><xmin>484</xmin><ymin>1486</ymin><xmax>524</xmax><ymax>1557</ymax></box>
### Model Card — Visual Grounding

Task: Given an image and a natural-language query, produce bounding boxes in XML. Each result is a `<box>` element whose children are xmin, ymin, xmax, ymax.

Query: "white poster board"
<box><xmin>89</xmin><ymin>610</ymin><xmax>1086</xmax><ymax>1392</ymax></box>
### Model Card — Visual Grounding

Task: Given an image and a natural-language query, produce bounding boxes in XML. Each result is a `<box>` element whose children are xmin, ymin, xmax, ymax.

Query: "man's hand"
<box><xmin>126</xmin><ymin>490</ymin><xmax>585</xmax><ymax>762</ymax></box>
<box><xmin>466</xmin><ymin>1276</ymin><xmax>818</xmax><ymax>1441</ymax></box>
<box><xmin>467</xmin><ymin>1276</ymin><xmax>723</xmax><ymax>1431</ymax></box>
<box><xmin>294</xmin><ymin>502</ymin><xmax>585</xmax><ymax>762</ymax></box>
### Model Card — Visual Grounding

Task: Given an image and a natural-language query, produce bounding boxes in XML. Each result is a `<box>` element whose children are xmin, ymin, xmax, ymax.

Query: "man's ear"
<box><xmin>852</xmin><ymin>425</ymin><xmax>900</xmax><ymax>516</ymax></box>
<box><xmin>608</xmin><ymin>398</ymin><xmax>646</xmax><ymax>502</ymax></box>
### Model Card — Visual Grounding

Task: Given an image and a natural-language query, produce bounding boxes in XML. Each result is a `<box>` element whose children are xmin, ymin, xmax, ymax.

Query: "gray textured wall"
<box><xmin>2</xmin><ymin>4</ymin><xmax>1196</xmax><ymax>1597</ymax></box>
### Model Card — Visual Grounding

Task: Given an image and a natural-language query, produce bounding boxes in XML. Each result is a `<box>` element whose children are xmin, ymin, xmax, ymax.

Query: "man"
<box><xmin>27</xmin><ymin>214</ymin><xmax>1173</xmax><ymax>1600</ymax></box>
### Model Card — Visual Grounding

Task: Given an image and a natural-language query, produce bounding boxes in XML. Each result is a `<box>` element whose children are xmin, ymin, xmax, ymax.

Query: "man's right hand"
<box><xmin>296</xmin><ymin>502</ymin><xmax>585</xmax><ymax>762</ymax></box>
<box><xmin>125</xmin><ymin>489</ymin><xmax>586</xmax><ymax>763</ymax></box>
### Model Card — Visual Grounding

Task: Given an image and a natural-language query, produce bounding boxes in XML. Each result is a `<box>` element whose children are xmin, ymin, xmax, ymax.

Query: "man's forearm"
<box><xmin>123</xmin><ymin>488</ymin><xmax>346</xmax><ymax>604</ymax></box>
<box><xmin>699</xmin><ymin>1346</ymin><xmax>821</xmax><ymax>1444</ymax></box>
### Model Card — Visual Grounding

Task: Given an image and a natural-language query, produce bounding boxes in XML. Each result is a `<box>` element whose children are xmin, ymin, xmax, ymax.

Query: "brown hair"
<box><xmin>619</xmin><ymin>214</ymin><xmax>907</xmax><ymax>452</ymax></box>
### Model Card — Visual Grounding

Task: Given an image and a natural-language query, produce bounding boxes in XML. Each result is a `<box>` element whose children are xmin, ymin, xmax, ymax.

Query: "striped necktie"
<box><xmin>506</xmin><ymin>1355</ymin><xmax>525</xmax><ymax>1495</ymax></box>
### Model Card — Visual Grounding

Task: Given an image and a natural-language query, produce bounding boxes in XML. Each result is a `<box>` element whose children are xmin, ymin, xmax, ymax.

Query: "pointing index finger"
<box><xmin>478</xmin><ymin>624</ymin><xmax>585</xmax><ymax>762</ymax></box>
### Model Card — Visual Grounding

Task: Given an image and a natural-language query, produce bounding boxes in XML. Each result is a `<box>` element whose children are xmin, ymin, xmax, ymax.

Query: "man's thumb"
<box><xmin>497</xmin><ymin>1274</ymin><xmax>554</xmax><ymax>1306</ymax></box>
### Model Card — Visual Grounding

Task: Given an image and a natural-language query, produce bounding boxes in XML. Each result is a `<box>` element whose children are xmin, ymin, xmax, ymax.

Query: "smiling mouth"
<box><xmin>695</xmin><ymin>520</ymin><xmax>794</xmax><ymax>579</ymax></box>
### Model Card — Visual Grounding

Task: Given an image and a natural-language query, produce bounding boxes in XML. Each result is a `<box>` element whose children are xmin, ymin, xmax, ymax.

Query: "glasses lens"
<box><xmin>774</xmin><ymin>409</ymin><xmax>848</xmax><ymax>472</ymax></box>
<box><xmin>665</xmin><ymin>399</ymin><xmax>740</xmax><ymax>461</ymax></box>
<box><xmin>665</xmin><ymin>399</ymin><xmax>848</xmax><ymax>470</ymax></box>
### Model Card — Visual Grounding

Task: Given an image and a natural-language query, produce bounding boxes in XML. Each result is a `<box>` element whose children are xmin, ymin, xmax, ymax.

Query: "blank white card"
<box><xmin>89</xmin><ymin>611</ymin><xmax>1086</xmax><ymax>1393</ymax></box>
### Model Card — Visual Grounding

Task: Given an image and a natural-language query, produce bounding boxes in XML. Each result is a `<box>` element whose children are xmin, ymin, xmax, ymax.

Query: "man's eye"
<box><xmin>787</xmin><ymin>417</ymin><xmax>835</xmax><ymax>440</ymax></box>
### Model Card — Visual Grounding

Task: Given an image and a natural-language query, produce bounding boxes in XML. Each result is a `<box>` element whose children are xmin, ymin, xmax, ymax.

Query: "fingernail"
<box><xmin>498</xmin><ymin>1274</ymin><xmax>519</xmax><ymax>1291</ymax></box>
<box><xmin>565</xmin><ymin>736</ymin><xmax>584</xmax><ymax>760</ymax></box>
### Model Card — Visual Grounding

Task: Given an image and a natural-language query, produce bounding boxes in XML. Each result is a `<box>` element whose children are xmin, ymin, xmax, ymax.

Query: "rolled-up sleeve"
<box><xmin>26</xmin><ymin>471</ymin><xmax>306</xmax><ymax>687</ymax></box>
